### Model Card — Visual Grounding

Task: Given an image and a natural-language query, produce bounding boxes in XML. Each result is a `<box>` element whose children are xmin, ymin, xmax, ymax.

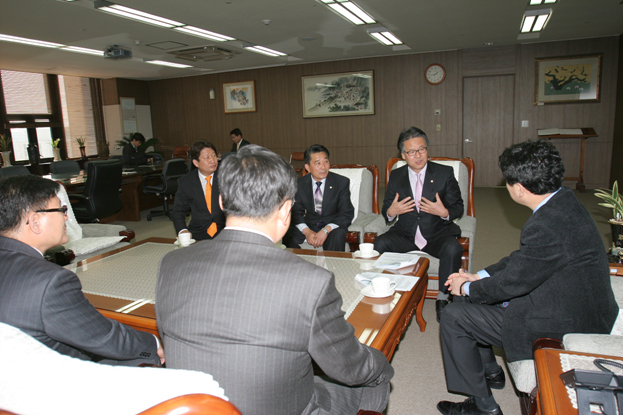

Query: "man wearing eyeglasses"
<box><xmin>0</xmin><ymin>175</ymin><xmax>163</xmax><ymax>366</ymax></box>
<box><xmin>374</xmin><ymin>127</ymin><xmax>464</xmax><ymax>322</ymax></box>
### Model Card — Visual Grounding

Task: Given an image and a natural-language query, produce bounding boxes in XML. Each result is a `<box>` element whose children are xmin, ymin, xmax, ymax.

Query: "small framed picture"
<box><xmin>222</xmin><ymin>80</ymin><xmax>256</xmax><ymax>113</ymax></box>
<box><xmin>534</xmin><ymin>54</ymin><xmax>602</xmax><ymax>105</ymax></box>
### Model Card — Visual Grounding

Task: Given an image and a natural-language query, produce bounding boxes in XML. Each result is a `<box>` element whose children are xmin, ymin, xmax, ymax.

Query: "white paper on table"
<box><xmin>355</xmin><ymin>272</ymin><xmax>419</xmax><ymax>292</ymax></box>
<box><xmin>373</xmin><ymin>253</ymin><xmax>421</xmax><ymax>270</ymax></box>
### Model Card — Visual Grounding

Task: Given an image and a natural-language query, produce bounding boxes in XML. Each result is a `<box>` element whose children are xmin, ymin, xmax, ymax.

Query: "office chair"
<box><xmin>143</xmin><ymin>159</ymin><xmax>187</xmax><ymax>221</ymax></box>
<box><xmin>109</xmin><ymin>155</ymin><xmax>123</xmax><ymax>161</ymax></box>
<box><xmin>147</xmin><ymin>152</ymin><xmax>164</xmax><ymax>166</ymax></box>
<box><xmin>171</xmin><ymin>145</ymin><xmax>190</xmax><ymax>162</ymax></box>
<box><xmin>70</xmin><ymin>160</ymin><xmax>123</xmax><ymax>223</ymax></box>
<box><xmin>50</xmin><ymin>160</ymin><xmax>80</xmax><ymax>175</ymax></box>
<box><xmin>0</xmin><ymin>165</ymin><xmax>31</xmax><ymax>178</ymax></box>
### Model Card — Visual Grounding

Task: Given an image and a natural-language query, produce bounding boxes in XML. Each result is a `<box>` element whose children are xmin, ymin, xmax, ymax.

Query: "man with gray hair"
<box><xmin>156</xmin><ymin>145</ymin><xmax>394</xmax><ymax>415</ymax></box>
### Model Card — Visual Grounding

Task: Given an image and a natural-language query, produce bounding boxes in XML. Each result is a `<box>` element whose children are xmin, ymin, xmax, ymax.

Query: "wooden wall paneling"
<box><xmin>462</xmin><ymin>45</ymin><xmax>516</xmax><ymax>77</ymax></box>
<box><xmin>115</xmin><ymin>79</ymin><xmax>150</xmax><ymax>105</ymax></box>
<box><xmin>216</xmin><ymin>69</ymin><xmax>263</xmax><ymax>150</ymax></box>
<box><xmin>612</xmin><ymin>34</ymin><xmax>623</xmax><ymax>185</ymax></box>
<box><xmin>256</xmin><ymin>65</ymin><xmax>304</xmax><ymax>154</ymax></box>
<box><xmin>101</xmin><ymin>78</ymin><xmax>119</xmax><ymax>106</ymax></box>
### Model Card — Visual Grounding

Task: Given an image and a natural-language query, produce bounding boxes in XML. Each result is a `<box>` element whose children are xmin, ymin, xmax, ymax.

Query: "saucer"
<box><xmin>353</xmin><ymin>250</ymin><xmax>380</xmax><ymax>259</ymax></box>
<box><xmin>361</xmin><ymin>285</ymin><xmax>395</xmax><ymax>298</ymax></box>
<box><xmin>174</xmin><ymin>239</ymin><xmax>196</xmax><ymax>247</ymax></box>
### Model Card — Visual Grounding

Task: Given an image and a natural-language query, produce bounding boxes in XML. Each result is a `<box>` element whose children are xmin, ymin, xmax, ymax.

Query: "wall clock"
<box><xmin>425</xmin><ymin>63</ymin><xmax>446</xmax><ymax>85</ymax></box>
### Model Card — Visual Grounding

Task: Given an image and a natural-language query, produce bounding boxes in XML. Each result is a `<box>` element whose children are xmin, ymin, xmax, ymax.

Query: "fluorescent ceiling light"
<box><xmin>367</xmin><ymin>27</ymin><xmax>403</xmax><ymax>45</ymax></box>
<box><xmin>173</xmin><ymin>26</ymin><xmax>235</xmax><ymax>42</ymax></box>
<box><xmin>530</xmin><ymin>0</ymin><xmax>556</xmax><ymax>4</ymax></box>
<box><xmin>94</xmin><ymin>1</ymin><xmax>183</xmax><ymax>28</ymax></box>
<box><xmin>145</xmin><ymin>60</ymin><xmax>193</xmax><ymax>68</ymax></box>
<box><xmin>322</xmin><ymin>0</ymin><xmax>376</xmax><ymax>25</ymax></box>
<box><xmin>520</xmin><ymin>9</ymin><xmax>551</xmax><ymax>33</ymax></box>
<box><xmin>0</xmin><ymin>34</ymin><xmax>64</xmax><ymax>48</ymax></box>
<box><xmin>61</xmin><ymin>46</ymin><xmax>104</xmax><ymax>56</ymax></box>
<box><xmin>242</xmin><ymin>44</ymin><xmax>286</xmax><ymax>57</ymax></box>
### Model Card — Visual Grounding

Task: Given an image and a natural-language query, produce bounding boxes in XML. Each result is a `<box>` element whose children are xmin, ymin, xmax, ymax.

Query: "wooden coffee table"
<box><xmin>73</xmin><ymin>237</ymin><xmax>428</xmax><ymax>361</ymax></box>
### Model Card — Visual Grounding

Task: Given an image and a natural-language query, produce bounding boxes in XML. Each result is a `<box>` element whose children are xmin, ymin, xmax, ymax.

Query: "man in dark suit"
<box><xmin>229</xmin><ymin>128</ymin><xmax>250</xmax><ymax>152</ymax></box>
<box><xmin>157</xmin><ymin>145</ymin><xmax>393</xmax><ymax>415</ymax></box>
<box><xmin>283</xmin><ymin>144</ymin><xmax>354</xmax><ymax>252</ymax></box>
<box><xmin>374</xmin><ymin>127</ymin><xmax>464</xmax><ymax>320</ymax></box>
<box><xmin>122</xmin><ymin>132</ymin><xmax>153</xmax><ymax>167</ymax></box>
<box><xmin>437</xmin><ymin>140</ymin><xmax>619</xmax><ymax>415</ymax></box>
<box><xmin>172</xmin><ymin>141</ymin><xmax>225</xmax><ymax>241</ymax></box>
<box><xmin>0</xmin><ymin>175</ymin><xmax>163</xmax><ymax>366</ymax></box>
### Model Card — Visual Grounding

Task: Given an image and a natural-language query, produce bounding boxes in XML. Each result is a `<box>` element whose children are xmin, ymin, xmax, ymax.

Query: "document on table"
<box><xmin>537</xmin><ymin>128</ymin><xmax>583</xmax><ymax>136</ymax></box>
<box><xmin>355</xmin><ymin>272</ymin><xmax>419</xmax><ymax>292</ymax></box>
<box><xmin>373</xmin><ymin>252</ymin><xmax>420</xmax><ymax>270</ymax></box>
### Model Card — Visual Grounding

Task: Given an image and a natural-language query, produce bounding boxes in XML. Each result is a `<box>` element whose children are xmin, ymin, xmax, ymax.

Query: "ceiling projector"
<box><xmin>104</xmin><ymin>45</ymin><xmax>132</xmax><ymax>60</ymax></box>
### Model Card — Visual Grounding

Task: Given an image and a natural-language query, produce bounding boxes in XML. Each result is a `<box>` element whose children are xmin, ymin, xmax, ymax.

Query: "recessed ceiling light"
<box><xmin>61</xmin><ymin>46</ymin><xmax>105</xmax><ymax>56</ymax></box>
<box><xmin>242</xmin><ymin>44</ymin><xmax>287</xmax><ymax>57</ymax></box>
<box><xmin>0</xmin><ymin>34</ymin><xmax>64</xmax><ymax>48</ymax></box>
<box><xmin>521</xmin><ymin>8</ymin><xmax>551</xmax><ymax>32</ymax></box>
<box><xmin>94</xmin><ymin>1</ymin><xmax>184</xmax><ymax>28</ymax></box>
<box><xmin>173</xmin><ymin>26</ymin><xmax>235</xmax><ymax>42</ymax></box>
<box><xmin>484</xmin><ymin>42</ymin><xmax>495</xmax><ymax>46</ymax></box>
<box><xmin>367</xmin><ymin>27</ymin><xmax>403</xmax><ymax>45</ymax></box>
<box><xmin>144</xmin><ymin>60</ymin><xmax>193</xmax><ymax>68</ymax></box>
<box><xmin>320</xmin><ymin>0</ymin><xmax>376</xmax><ymax>25</ymax></box>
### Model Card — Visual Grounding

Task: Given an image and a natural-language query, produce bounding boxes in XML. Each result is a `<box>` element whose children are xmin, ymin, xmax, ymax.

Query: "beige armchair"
<box><xmin>364</xmin><ymin>157</ymin><xmax>475</xmax><ymax>299</ymax></box>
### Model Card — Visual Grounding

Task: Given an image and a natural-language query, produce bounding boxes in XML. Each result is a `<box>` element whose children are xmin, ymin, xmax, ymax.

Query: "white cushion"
<box><xmin>63</xmin><ymin>236</ymin><xmax>124</xmax><ymax>256</ymax></box>
<box><xmin>563</xmin><ymin>333</ymin><xmax>623</xmax><ymax>357</ymax></box>
<box><xmin>332</xmin><ymin>168</ymin><xmax>364</xmax><ymax>222</ymax></box>
<box><xmin>507</xmin><ymin>359</ymin><xmax>536</xmax><ymax>394</ymax></box>
<box><xmin>0</xmin><ymin>322</ymin><xmax>227</xmax><ymax>415</ymax></box>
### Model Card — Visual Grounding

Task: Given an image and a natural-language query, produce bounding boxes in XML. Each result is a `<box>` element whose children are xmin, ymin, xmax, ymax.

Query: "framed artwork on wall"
<box><xmin>534</xmin><ymin>54</ymin><xmax>602</xmax><ymax>105</ymax></box>
<box><xmin>223</xmin><ymin>80</ymin><xmax>256</xmax><ymax>113</ymax></box>
<box><xmin>301</xmin><ymin>70</ymin><xmax>374</xmax><ymax>118</ymax></box>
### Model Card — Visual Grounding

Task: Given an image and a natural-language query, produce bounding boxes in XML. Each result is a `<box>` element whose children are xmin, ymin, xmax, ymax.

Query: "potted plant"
<box><xmin>0</xmin><ymin>133</ymin><xmax>12</xmax><ymax>167</ymax></box>
<box><xmin>52</xmin><ymin>138</ymin><xmax>62</xmax><ymax>161</ymax></box>
<box><xmin>595</xmin><ymin>180</ymin><xmax>623</xmax><ymax>250</ymax></box>
<box><xmin>75</xmin><ymin>136</ymin><xmax>87</xmax><ymax>160</ymax></box>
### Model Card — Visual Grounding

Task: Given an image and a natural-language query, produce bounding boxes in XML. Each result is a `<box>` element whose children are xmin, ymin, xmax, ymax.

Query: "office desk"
<box><xmin>47</xmin><ymin>165</ymin><xmax>164</xmax><ymax>222</ymax></box>
<box><xmin>72</xmin><ymin>237</ymin><xmax>428</xmax><ymax>360</ymax></box>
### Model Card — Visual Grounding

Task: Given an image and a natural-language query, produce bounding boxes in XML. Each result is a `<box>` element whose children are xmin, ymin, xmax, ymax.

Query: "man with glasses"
<box><xmin>0</xmin><ymin>175</ymin><xmax>163</xmax><ymax>366</ymax></box>
<box><xmin>172</xmin><ymin>140</ymin><xmax>225</xmax><ymax>241</ymax></box>
<box><xmin>374</xmin><ymin>127</ymin><xmax>464</xmax><ymax>322</ymax></box>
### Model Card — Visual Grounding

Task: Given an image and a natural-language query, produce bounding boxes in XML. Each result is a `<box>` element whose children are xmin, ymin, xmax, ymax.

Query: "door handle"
<box><xmin>464</xmin><ymin>139</ymin><xmax>473</xmax><ymax>143</ymax></box>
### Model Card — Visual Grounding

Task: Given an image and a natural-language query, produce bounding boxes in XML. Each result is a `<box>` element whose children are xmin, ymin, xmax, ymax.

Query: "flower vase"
<box><xmin>1</xmin><ymin>151</ymin><xmax>11</xmax><ymax>167</ymax></box>
<box><xmin>79</xmin><ymin>146</ymin><xmax>87</xmax><ymax>160</ymax></box>
<box><xmin>53</xmin><ymin>148</ymin><xmax>61</xmax><ymax>162</ymax></box>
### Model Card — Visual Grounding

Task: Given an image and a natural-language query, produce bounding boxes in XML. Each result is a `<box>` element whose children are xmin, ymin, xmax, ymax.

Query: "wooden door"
<box><xmin>463</xmin><ymin>75</ymin><xmax>515</xmax><ymax>186</ymax></box>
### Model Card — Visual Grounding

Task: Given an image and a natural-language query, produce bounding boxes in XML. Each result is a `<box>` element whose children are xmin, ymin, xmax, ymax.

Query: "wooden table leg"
<box><xmin>415</xmin><ymin>272</ymin><xmax>428</xmax><ymax>332</ymax></box>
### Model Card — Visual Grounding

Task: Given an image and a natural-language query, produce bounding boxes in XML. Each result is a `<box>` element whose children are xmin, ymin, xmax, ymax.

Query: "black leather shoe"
<box><xmin>437</xmin><ymin>397</ymin><xmax>503</xmax><ymax>415</ymax></box>
<box><xmin>486</xmin><ymin>369</ymin><xmax>506</xmax><ymax>390</ymax></box>
<box><xmin>436</xmin><ymin>299</ymin><xmax>449</xmax><ymax>322</ymax></box>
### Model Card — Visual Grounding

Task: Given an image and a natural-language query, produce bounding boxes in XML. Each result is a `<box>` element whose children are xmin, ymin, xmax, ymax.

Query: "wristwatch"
<box><xmin>322</xmin><ymin>228</ymin><xmax>329</xmax><ymax>234</ymax></box>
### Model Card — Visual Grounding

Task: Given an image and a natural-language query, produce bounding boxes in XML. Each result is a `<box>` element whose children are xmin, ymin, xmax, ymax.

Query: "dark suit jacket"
<box><xmin>0</xmin><ymin>236</ymin><xmax>159</xmax><ymax>363</ymax></box>
<box><xmin>230</xmin><ymin>138</ymin><xmax>251</xmax><ymax>152</ymax></box>
<box><xmin>382</xmin><ymin>161</ymin><xmax>463</xmax><ymax>241</ymax></box>
<box><xmin>172</xmin><ymin>170</ymin><xmax>225</xmax><ymax>241</ymax></box>
<box><xmin>470</xmin><ymin>187</ymin><xmax>618</xmax><ymax>361</ymax></box>
<box><xmin>292</xmin><ymin>172</ymin><xmax>354</xmax><ymax>231</ymax></box>
<box><xmin>122</xmin><ymin>143</ymin><xmax>149</xmax><ymax>167</ymax></box>
<box><xmin>156</xmin><ymin>229</ymin><xmax>393</xmax><ymax>415</ymax></box>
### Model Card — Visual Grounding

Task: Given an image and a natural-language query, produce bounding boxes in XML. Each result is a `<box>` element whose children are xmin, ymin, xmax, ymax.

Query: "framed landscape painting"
<box><xmin>534</xmin><ymin>54</ymin><xmax>602</xmax><ymax>105</ymax></box>
<box><xmin>301</xmin><ymin>71</ymin><xmax>374</xmax><ymax>118</ymax></box>
<box><xmin>223</xmin><ymin>80</ymin><xmax>256</xmax><ymax>113</ymax></box>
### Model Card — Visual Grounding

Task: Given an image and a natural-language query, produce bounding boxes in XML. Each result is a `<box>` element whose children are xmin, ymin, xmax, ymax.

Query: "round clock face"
<box><xmin>425</xmin><ymin>64</ymin><xmax>446</xmax><ymax>85</ymax></box>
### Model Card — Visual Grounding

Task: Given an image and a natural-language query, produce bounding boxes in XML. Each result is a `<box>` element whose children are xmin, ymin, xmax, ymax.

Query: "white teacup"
<box><xmin>371</xmin><ymin>276</ymin><xmax>396</xmax><ymax>296</ymax></box>
<box><xmin>359</xmin><ymin>243</ymin><xmax>374</xmax><ymax>257</ymax></box>
<box><xmin>178</xmin><ymin>232</ymin><xmax>191</xmax><ymax>247</ymax></box>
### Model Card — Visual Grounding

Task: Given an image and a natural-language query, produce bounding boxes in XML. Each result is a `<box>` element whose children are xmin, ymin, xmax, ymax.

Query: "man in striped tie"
<box><xmin>283</xmin><ymin>144</ymin><xmax>354</xmax><ymax>251</ymax></box>
<box><xmin>172</xmin><ymin>141</ymin><xmax>225</xmax><ymax>241</ymax></box>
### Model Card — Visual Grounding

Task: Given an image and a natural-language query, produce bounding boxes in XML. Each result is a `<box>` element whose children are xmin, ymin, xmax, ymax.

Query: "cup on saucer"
<box><xmin>359</xmin><ymin>243</ymin><xmax>374</xmax><ymax>257</ymax></box>
<box><xmin>371</xmin><ymin>276</ymin><xmax>397</xmax><ymax>297</ymax></box>
<box><xmin>178</xmin><ymin>232</ymin><xmax>191</xmax><ymax>247</ymax></box>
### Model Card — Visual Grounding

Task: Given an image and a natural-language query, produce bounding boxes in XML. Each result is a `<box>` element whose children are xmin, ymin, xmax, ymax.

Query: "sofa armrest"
<box><xmin>81</xmin><ymin>223</ymin><xmax>127</xmax><ymax>238</ymax></box>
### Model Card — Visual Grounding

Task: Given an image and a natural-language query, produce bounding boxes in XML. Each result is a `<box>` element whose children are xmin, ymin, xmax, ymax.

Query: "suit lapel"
<box><xmin>398</xmin><ymin>166</ymin><xmax>414</xmax><ymax>200</ymax></box>
<box><xmin>321</xmin><ymin>173</ymin><xmax>334</xmax><ymax>213</ymax></box>
<box><xmin>299</xmin><ymin>175</ymin><xmax>314</xmax><ymax>211</ymax></box>
<box><xmin>422</xmin><ymin>162</ymin><xmax>436</xmax><ymax>201</ymax></box>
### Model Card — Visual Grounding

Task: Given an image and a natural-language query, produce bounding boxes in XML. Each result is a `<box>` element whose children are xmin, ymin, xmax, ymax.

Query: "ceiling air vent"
<box><xmin>166</xmin><ymin>45</ymin><xmax>239</xmax><ymax>62</ymax></box>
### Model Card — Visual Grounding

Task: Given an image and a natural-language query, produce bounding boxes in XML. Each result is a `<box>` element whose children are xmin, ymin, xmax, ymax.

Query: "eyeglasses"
<box><xmin>36</xmin><ymin>205</ymin><xmax>68</xmax><ymax>215</ymax></box>
<box><xmin>402</xmin><ymin>148</ymin><xmax>428</xmax><ymax>157</ymax></box>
